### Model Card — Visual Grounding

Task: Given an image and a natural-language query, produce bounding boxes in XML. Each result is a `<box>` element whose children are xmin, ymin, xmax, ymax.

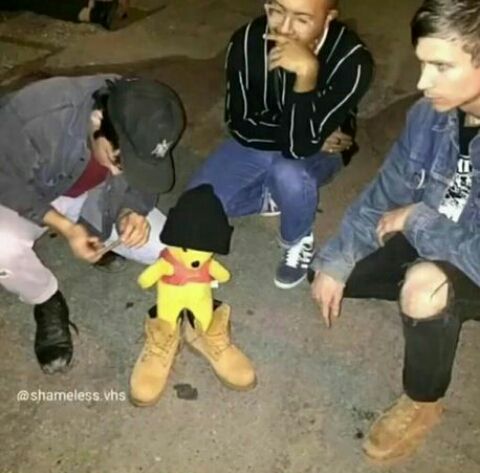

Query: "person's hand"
<box><xmin>118</xmin><ymin>211</ymin><xmax>150</xmax><ymax>248</ymax></box>
<box><xmin>265</xmin><ymin>33</ymin><xmax>318</xmax><ymax>91</ymax></box>
<box><xmin>42</xmin><ymin>209</ymin><xmax>102</xmax><ymax>262</ymax></box>
<box><xmin>322</xmin><ymin>129</ymin><xmax>353</xmax><ymax>154</ymax></box>
<box><xmin>376</xmin><ymin>204</ymin><xmax>416</xmax><ymax>246</ymax></box>
<box><xmin>65</xmin><ymin>223</ymin><xmax>103</xmax><ymax>263</ymax></box>
<box><xmin>311</xmin><ymin>271</ymin><xmax>345</xmax><ymax>328</ymax></box>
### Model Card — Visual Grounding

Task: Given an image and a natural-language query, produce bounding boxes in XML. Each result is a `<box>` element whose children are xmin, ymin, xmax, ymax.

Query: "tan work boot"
<box><xmin>184</xmin><ymin>303</ymin><xmax>256</xmax><ymax>391</ymax></box>
<box><xmin>363</xmin><ymin>394</ymin><xmax>444</xmax><ymax>462</ymax></box>
<box><xmin>129</xmin><ymin>316</ymin><xmax>181</xmax><ymax>406</ymax></box>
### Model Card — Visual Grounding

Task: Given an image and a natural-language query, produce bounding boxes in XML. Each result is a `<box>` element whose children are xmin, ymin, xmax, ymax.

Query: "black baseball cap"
<box><xmin>107</xmin><ymin>77</ymin><xmax>185</xmax><ymax>193</ymax></box>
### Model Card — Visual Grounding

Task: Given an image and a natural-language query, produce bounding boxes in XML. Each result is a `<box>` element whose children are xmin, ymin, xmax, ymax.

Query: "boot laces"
<box><xmin>208</xmin><ymin>330</ymin><xmax>230</xmax><ymax>353</ymax></box>
<box><xmin>204</xmin><ymin>317</ymin><xmax>231</xmax><ymax>354</ymax></box>
<box><xmin>144</xmin><ymin>326</ymin><xmax>176</xmax><ymax>361</ymax></box>
<box><xmin>389</xmin><ymin>397</ymin><xmax>421</xmax><ymax>432</ymax></box>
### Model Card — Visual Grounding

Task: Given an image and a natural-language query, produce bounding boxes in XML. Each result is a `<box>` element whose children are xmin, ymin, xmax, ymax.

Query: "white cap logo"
<box><xmin>151</xmin><ymin>139</ymin><xmax>172</xmax><ymax>159</ymax></box>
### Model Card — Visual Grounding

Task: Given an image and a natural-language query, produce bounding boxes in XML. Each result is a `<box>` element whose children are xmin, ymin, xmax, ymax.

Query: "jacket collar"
<box><xmin>431</xmin><ymin>108</ymin><xmax>458</xmax><ymax>133</ymax></box>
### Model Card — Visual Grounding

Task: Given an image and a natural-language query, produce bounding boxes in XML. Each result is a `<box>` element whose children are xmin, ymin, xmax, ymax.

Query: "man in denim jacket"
<box><xmin>311</xmin><ymin>0</ymin><xmax>480</xmax><ymax>463</ymax></box>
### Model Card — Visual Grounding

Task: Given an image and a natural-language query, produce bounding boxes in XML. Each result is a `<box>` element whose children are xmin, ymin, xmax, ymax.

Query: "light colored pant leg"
<box><xmin>0</xmin><ymin>205</ymin><xmax>56</xmax><ymax>305</ymax></box>
<box><xmin>0</xmin><ymin>195</ymin><xmax>87</xmax><ymax>305</ymax></box>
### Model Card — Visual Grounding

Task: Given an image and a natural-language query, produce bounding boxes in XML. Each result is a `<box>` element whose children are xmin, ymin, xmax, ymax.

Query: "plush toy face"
<box><xmin>168</xmin><ymin>246</ymin><xmax>214</xmax><ymax>269</ymax></box>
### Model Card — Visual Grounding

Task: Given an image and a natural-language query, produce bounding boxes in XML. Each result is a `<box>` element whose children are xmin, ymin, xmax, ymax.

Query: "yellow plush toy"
<box><xmin>130</xmin><ymin>185</ymin><xmax>256</xmax><ymax>407</ymax></box>
<box><xmin>138</xmin><ymin>246</ymin><xmax>230</xmax><ymax>331</ymax></box>
<box><xmin>138</xmin><ymin>183</ymin><xmax>234</xmax><ymax>331</ymax></box>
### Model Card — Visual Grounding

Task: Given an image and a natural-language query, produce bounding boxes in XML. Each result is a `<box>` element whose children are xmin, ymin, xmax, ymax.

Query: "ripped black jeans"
<box><xmin>343</xmin><ymin>234</ymin><xmax>480</xmax><ymax>402</ymax></box>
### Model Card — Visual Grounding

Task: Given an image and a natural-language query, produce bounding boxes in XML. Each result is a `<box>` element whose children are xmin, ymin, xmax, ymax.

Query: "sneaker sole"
<box><xmin>186</xmin><ymin>343</ymin><xmax>257</xmax><ymax>392</ymax></box>
<box><xmin>273</xmin><ymin>273</ymin><xmax>307</xmax><ymax>289</ymax></box>
<box><xmin>260</xmin><ymin>211</ymin><xmax>281</xmax><ymax>217</ymax></box>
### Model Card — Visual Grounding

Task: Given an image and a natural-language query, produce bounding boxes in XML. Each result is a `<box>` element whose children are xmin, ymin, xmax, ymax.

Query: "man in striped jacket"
<box><xmin>189</xmin><ymin>0</ymin><xmax>373</xmax><ymax>289</ymax></box>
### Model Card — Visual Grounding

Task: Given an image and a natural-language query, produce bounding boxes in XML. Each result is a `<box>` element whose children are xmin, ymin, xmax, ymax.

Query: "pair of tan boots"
<box><xmin>130</xmin><ymin>302</ymin><xmax>256</xmax><ymax>406</ymax></box>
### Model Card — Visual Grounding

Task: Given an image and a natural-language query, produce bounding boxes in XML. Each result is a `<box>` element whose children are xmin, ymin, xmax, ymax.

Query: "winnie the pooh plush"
<box><xmin>129</xmin><ymin>184</ymin><xmax>256</xmax><ymax>406</ymax></box>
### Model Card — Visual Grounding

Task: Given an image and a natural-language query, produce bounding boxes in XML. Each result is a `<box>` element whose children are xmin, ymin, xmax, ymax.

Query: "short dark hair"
<box><xmin>92</xmin><ymin>89</ymin><xmax>120</xmax><ymax>150</ymax></box>
<box><xmin>326</xmin><ymin>0</ymin><xmax>339</xmax><ymax>8</ymax></box>
<box><xmin>411</xmin><ymin>0</ymin><xmax>480</xmax><ymax>65</ymax></box>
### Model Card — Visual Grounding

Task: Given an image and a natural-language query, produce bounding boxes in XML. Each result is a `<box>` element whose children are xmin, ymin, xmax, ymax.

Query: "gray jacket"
<box><xmin>0</xmin><ymin>75</ymin><xmax>157</xmax><ymax>239</ymax></box>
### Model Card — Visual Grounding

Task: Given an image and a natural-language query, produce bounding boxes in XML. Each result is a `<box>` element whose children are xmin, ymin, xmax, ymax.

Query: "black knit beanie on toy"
<box><xmin>160</xmin><ymin>184</ymin><xmax>233</xmax><ymax>255</ymax></box>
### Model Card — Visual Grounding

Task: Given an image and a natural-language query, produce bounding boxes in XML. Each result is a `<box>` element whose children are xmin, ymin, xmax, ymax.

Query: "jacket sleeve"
<box><xmin>311</xmin><ymin>102</ymin><xmax>422</xmax><ymax>283</ymax></box>
<box><xmin>224</xmin><ymin>33</ymin><xmax>282</xmax><ymax>150</ymax></box>
<box><xmin>404</xmin><ymin>203</ymin><xmax>480</xmax><ymax>287</ymax></box>
<box><xmin>118</xmin><ymin>180</ymin><xmax>157</xmax><ymax>217</ymax></box>
<box><xmin>0</xmin><ymin>104</ymin><xmax>53</xmax><ymax>225</ymax></box>
<box><xmin>280</xmin><ymin>46</ymin><xmax>374</xmax><ymax>159</ymax></box>
<box><xmin>0</xmin><ymin>74</ymin><xmax>122</xmax><ymax>226</ymax></box>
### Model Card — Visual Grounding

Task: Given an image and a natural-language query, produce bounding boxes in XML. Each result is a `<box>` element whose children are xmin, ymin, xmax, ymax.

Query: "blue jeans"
<box><xmin>188</xmin><ymin>139</ymin><xmax>343</xmax><ymax>244</ymax></box>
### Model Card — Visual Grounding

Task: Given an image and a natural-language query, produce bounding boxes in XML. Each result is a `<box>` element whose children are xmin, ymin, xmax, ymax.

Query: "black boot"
<box><xmin>89</xmin><ymin>0</ymin><xmax>119</xmax><ymax>30</ymax></box>
<box><xmin>93</xmin><ymin>251</ymin><xmax>127</xmax><ymax>273</ymax></box>
<box><xmin>34</xmin><ymin>291</ymin><xmax>77</xmax><ymax>374</ymax></box>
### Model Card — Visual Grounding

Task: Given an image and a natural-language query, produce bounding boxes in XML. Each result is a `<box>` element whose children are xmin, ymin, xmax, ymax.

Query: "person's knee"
<box><xmin>0</xmin><ymin>231</ymin><xmax>30</xmax><ymax>267</ymax></box>
<box><xmin>400</xmin><ymin>262</ymin><xmax>449</xmax><ymax>319</ymax></box>
<box><xmin>270</xmin><ymin>159</ymin><xmax>308</xmax><ymax>195</ymax></box>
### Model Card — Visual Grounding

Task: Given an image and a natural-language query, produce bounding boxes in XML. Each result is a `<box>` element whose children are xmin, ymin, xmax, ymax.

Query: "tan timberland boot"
<box><xmin>363</xmin><ymin>394</ymin><xmax>444</xmax><ymax>462</ymax></box>
<box><xmin>129</xmin><ymin>316</ymin><xmax>181</xmax><ymax>406</ymax></box>
<box><xmin>184</xmin><ymin>303</ymin><xmax>256</xmax><ymax>390</ymax></box>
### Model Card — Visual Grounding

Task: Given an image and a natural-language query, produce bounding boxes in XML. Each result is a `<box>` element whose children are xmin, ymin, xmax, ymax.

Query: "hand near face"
<box><xmin>118</xmin><ymin>211</ymin><xmax>150</xmax><ymax>248</ymax></box>
<box><xmin>266</xmin><ymin>33</ymin><xmax>319</xmax><ymax>87</ymax></box>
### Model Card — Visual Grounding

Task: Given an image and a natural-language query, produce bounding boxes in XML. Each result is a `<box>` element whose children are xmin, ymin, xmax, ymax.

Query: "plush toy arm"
<box><xmin>209</xmin><ymin>259</ymin><xmax>231</xmax><ymax>283</ymax></box>
<box><xmin>138</xmin><ymin>258</ymin><xmax>174</xmax><ymax>289</ymax></box>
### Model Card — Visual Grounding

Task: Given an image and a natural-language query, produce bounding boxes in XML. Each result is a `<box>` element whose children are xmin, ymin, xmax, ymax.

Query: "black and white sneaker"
<box><xmin>34</xmin><ymin>291</ymin><xmax>77</xmax><ymax>374</ymax></box>
<box><xmin>274</xmin><ymin>233</ymin><xmax>314</xmax><ymax>289</ymax></box>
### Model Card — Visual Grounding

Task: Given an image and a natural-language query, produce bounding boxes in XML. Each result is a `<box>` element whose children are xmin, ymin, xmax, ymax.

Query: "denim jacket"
<box><xmin>312</xmin><ymin>98</ymin><xmax>480</xmax><ymax>287</ymax></box>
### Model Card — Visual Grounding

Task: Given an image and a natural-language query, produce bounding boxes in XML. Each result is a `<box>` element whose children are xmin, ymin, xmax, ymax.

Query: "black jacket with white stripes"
<box><xmin>225</xmin><ymin>16</ymin><xmax>374</xmax><ymax>162</ymax></box>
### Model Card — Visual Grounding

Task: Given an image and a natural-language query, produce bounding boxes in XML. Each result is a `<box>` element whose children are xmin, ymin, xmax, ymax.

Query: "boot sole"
<box><xmin>40</xmin><ymin>357</ymin><xmax>73</xmax><ymax>375</ymax></box>
<box><xmin>186</xmin><ymin>343</ymin><xmax>257</xmax><ymax>392</ymax></box>
<box><xmin>363</xmin><ymin>435</ymin><xmax>426</xmax><ymax>465</ymax></box>
<box><xmin>129</xmin><ymin>392</ymin><xmax>165</xmax><ymax>407</ymax></box>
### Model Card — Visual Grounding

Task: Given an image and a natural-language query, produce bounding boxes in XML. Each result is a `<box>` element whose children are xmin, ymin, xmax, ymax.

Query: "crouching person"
<box><xmin>311</xmin><ymin>0</ymin><xmax>480</xmax><ymax>462</ymax></box>
<box><xmin>0</xmin><ymin>75</ymin><xmax>184</xmax><ymax>374</ymax></box>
